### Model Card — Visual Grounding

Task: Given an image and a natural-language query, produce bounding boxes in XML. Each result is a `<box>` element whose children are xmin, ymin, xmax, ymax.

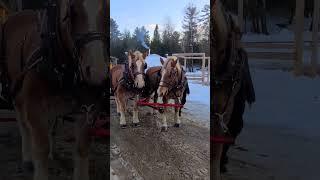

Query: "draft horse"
<box><xmin>0</xmin><ymin>0</ymin><xmax>108</xmax><ymax>180</ymax></box>
<box><xmin>111</xmin><ymin>50</ymin><xmax>148</xmax><ymax>128</ymax></box>
<box><xmin>212</xmin><ymin>0</ymin><xmax>255</xmax><ymax>179</ymax></box>
<box><xmin>155</xmin><ymin>56</ymin><xmax>190</xmax><ymax>131</ymax></box>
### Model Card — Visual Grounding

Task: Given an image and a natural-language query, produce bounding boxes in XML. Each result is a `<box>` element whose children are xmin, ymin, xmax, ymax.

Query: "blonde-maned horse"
<box><xmin>111</xmin><ymin>50</ymin><xmax>148</xmax><ymax>128</ymax></box>
<box><xmin>157</xmin><ymin>56</ymin><xmax>189</xmax><ymax>131</ymax></box>
<box><xmin>0</xmin><ymin>0</ymin><xmax>108</xmax><ymax>180</ymax></box>
<box><xmin>213</xmin><ymin>0</ymin><xmax>249</xmax><ymax>179</ymax></box>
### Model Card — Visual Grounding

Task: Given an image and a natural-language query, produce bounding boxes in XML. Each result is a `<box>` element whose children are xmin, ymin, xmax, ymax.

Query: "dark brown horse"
<box><xmin>111</xmin><ymin>50</ymin><xmax>148</xmax><ymax>128</ymax></box>
<box><xmin>0</xmin><ymin>0</ymin><xmax>108</xmax><ymax>180</ymax></box>
<box><xmin>212</xmin><ymin>0</ymin><xmax>255</xmax><ymax>179</ymax></box>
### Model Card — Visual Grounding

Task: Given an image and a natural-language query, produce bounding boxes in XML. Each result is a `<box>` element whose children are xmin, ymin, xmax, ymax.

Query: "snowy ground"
<box><xmin>245</xmin><ymin>65</ymin><xmax>320</xmax><ymax>138</ymax></box>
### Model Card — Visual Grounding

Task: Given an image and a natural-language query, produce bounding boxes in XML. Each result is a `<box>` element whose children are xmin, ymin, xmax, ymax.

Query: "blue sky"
<box><xmin>110</xmin><ymin>0</ymin><xmax>209</xmax><ymax>36</ymax></box>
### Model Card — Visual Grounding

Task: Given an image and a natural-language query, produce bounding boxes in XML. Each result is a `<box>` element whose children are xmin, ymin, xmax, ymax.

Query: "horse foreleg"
<box><xmin>49</xmin><ymin>117</ymin><xmax>58</xmax><ymax>160</ymax></box>
<box><xmin>15</xmin><ymin>105</ymin><xmax>33</xmax><ymax>172</ymax></box>
<box><xmin>26</xmin><ymin>106</ymin><xmax>49</xmax><ymax>180</ymax></box>
<box><xmin>213</xmin><ymin>143</ymin><xmax>223</xmax><ymax>180</ymax></box>
<box><xmin>153</xmin><ymin>92</ymin><xmax>158</xmax><ymax>115</ymax></box>
<box><xmin>114</xmin><ymin>93</ymin><xmax>120</xmax><ymax>115</ymax></box>
<box><xmin>117</xmin><ymin>93</ymin><xmax>127</xmax><ymax>128</ymax></box>
<box><xmin>174</xmin><ymin>98</ymin><xmax>181</xmax><ymax>127</ymax></box>
<box><xmin>132</xmin><ymin>95</ymin><xmax>140</xmax><ymax>127</ymax></box>
<box><xmin>73</xmin><ymin>115</ymin><xmax>90</xmax><ymax>180</ymax></box>
<box><xmin>160</xmin><ymin>97</ymin><xmax>168</xmax><ymax>132</ymax></box>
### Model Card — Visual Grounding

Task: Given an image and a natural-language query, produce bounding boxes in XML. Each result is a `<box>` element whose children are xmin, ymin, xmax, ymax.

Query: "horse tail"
<box><xmin>241</xmin><ymin>48</ymin><xmax>255</xmax><ymax>105</ymax></box>
<box><xmin>179</xmin><ymin>79</ymin><xmax>190</xmax><ymax>116</ymax></box>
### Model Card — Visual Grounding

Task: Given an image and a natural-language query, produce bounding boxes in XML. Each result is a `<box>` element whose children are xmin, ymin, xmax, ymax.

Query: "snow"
<box><xmin>186</xmin><ymin>81</ymin><xmax>210</xmax><ymax>106</ymax></box>
<box><xmin>243</xmin><ymin>29</ymin><xmax>320</xmax><ymax>43</ymax></box>
<box><xmin>180</xmin><ymin>80</ymin><xmax>210</xmax><ymax>128</ymax></box>
<box><xmin>244</xmin><ymin>66</ymin><xmax>320</xmax><ymax>138</ymax></box>
<box><xmin>145</xmin><ymin>54</ymin><xmax>165</xmax><ymax>68</ymax></box>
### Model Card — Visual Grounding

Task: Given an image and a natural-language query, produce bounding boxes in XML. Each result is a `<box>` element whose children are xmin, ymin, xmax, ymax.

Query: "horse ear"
<box><xmin>143</xmin><ymin>51</ymin><xmax>148</xmax><ymax>59</ymax></box>
<box><xmin>160</xmin><ymin>57</ymin><xmax>165</xmax><ymax>65</ymax></box>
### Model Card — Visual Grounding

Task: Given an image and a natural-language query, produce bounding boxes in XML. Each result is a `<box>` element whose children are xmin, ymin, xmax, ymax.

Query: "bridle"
<box><xmin>127</xmin><ymin>59</ymin><xmax>147</xmax><ymax>81</ymax></box>
<box><xmin>159</xmin><ymin>60</ymin><xmax>184</xmax><ymax>94</ymax></box>
<box><xmin>213</xmin><ymin>15</ymin><xmax>245</xmax><ymax>135</ymax></box>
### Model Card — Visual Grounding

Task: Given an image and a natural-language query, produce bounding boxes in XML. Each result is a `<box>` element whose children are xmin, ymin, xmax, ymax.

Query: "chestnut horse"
<box><xmin>157</xmin><ymin>56</ymin><xmax>189</xmax><ymax>131</ymax></box>
<box><xmin>213</xmin><ymin>0</ymin><xmax>255</xmax><ymax>179</ymax></box>
<box><xmin>111</xmin><ymin>50</ymin><xmax>148</xmax><ymax>128</ymax></box>
<box><xmin>0</xmin><ymin>0</ymin><xmax>108</xmax><ymax>180</ymax></box>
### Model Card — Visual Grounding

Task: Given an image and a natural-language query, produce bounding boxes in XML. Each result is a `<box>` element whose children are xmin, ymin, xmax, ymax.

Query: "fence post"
<box><xmin>238</xmin><ymin>0</ymin><xmax>244</xmax><ymax>32</ymax></box>
<box><xmin>184</xmin><ymin>57</ymin><xmax>187</xmax><ymax>71</ymax></box>
<box><xmin>294</xmin><ymin>0</ymin><xmax>305</xmax><ymax>76</ymax></box>
<box><xmin>207</xmin><ymin>58</ymin><xmax>210</xmax><ymax>85</ymax></box>
<box><xmin>311</xmin><ymin>0</ymin><xmax>320</xmax><ymax>76</ymax></box>
<box><xmin>202</xmin><ymin>54</ymin><xmax>205</xmax><ymax>85</ymax></box>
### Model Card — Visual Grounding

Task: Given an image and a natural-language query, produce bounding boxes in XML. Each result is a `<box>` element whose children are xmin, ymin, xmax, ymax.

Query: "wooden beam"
<box><xmin>294</xmin><ymin>0</ymin><xmax>305</xmax><ymax>76</ymax></box>
<box><xmin>311</xmin><ymin>0</ymin><xmax>320</xmax><ymax>76</ymax></box>
<box><xmin>172</xmin><ymin>53</ymin><xmax>205</xmax><ymax>56</ymax></box>
<box><xmin>177</xmin><ymin>57</ymin><xmax>210</xmax><ymax>60</ymax></box>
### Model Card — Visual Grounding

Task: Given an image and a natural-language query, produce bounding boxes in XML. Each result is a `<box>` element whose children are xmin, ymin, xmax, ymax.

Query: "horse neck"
<box><xmin>214</xmin><ymin>0</ymin><xmax>228</xmax><ymax>51</ymax></box>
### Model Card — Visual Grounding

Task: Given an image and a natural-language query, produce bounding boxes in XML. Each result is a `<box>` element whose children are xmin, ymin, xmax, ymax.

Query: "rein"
<box><xmin>159</xmin><ymin>61</ymin><xmax>185</xmax><ymax>95</ymax></box>
<box><xmin>213</xmin><ymin>14</ymin><xmax>245</xmax><ymax>143</ymax></box>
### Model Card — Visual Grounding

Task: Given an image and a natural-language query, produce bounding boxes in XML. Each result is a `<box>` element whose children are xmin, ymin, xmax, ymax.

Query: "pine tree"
<box><xmin>110</xmin><ymin>18</ymin><xmax>121</xmax><ymax>43</ymax></box>
<box><xmin>151</xmin><ymin>24</ymin><xmax>161</xmax><ymax>55</ymax></box>
<box><xmin>182</xmin><ymin>4</ymin><xmax>200</xmax><ymax>53</ymax></box>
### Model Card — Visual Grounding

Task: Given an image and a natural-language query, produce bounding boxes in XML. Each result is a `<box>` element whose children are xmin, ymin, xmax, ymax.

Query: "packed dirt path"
<box><xmin>0</xmin><ymin>110</ymin><xmax>109</xmax><ymax>180</ymax></box>
<box><xmin>110</xmin><ymin>99</ymin><xmax>210</xmax><ymax>180</ymax></box>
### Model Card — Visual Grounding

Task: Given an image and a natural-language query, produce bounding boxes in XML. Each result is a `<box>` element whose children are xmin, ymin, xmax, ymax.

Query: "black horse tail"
<box><xmin>179</xmin><ymin>80</ymin><xmax>190</xmax><ymax>116</ymax></box>
<box><xmin>241</xmin><ymin>48</ymin><xmax>256</xmax><ymax>105</ymax></box>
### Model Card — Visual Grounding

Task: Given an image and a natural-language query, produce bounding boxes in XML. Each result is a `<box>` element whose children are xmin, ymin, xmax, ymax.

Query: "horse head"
<box><xmin>157</xmin><ymin>56</ymin><xmax>181</xmax><ymax>97</ymax></box>
<box><xmin>57</xmin><ymin>0</ymin><xmax>108</xmax><ymax>87</ymax></box>
<box><xmin>127</xmin><ymin>50</ymin><xmax>148</xmax><ymax>89</ymax></box>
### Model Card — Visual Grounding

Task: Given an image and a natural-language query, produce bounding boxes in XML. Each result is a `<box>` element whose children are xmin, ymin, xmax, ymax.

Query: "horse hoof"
<box><xmin>161</xmin><ymin>126</ymin><xmax>168</xmax><ymax>132</ymax></box>
<box><xmin>22</xmin><ymin>161</ymin><xmax>34</xmax><ymax>173</ymax></box>
<box><xmin>174</xmin><ymin>123</ymin><xmax>180</xmax><ymax>128</ymax></box>
<box><xmin>120</xmin><ymin>124</ymin><xmax>127</xmax><ymax>129</ymax></box>
<box><xmin>133</xmin><ymin>123</ymin><xmax>141</xmax><ymax>127</ymax></box>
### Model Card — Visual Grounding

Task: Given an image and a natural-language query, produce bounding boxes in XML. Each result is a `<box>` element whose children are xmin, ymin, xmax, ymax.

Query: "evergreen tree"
<box><xmin>150</xmin><ymin>24</ymin><xmax>162</xmax><ymax>55</ymax></box>
<box><xmin>182</xmin><ymin>4</ymin><xmax>200</xmax><ymax>53</ymax></box>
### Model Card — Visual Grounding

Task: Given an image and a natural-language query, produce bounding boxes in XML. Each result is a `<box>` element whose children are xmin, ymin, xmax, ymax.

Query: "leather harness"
<box><xmin>213</xmin><ymin>14</ymin><xmax>245</xmax><ymax>144</ymax></box>
<box><xmin>0</xmin><ymin>0</ymin><xmax>108</xmax><ymax>116</ymax></box>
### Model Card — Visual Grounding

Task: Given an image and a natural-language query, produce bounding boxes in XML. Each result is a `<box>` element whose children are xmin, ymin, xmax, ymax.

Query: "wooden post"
<box><xmin>17</xmin><ymin>0</ymin><xmax>23</xmax><ymax>11</ymax></box>
<box><xmin>311</xmin><ymin>0</ymin><xmax>320</xmax><ymax>76</ymax></box>
<box><xmin>238</xmin><ymin>0</ymin><xmax>244</xmax><ymax>32</ymax></box>
<box><xmin>202</xmin><ymin>54</ymin><xmax>205</xmax><ymax>85</ymax></box>
<box><xmin>294</xmin><ymin>0</ymin><xmax>305</xmax><ymax>76</ymax></box>
<box><xmin>184</xmin><ymin>57</ymin><xmax>187</xmax><ymax>71</ymax></box>
<box><xmin>207</xmin><ymin>58</ymin><xmax>210</xmax><ymax>85</ymax></box>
